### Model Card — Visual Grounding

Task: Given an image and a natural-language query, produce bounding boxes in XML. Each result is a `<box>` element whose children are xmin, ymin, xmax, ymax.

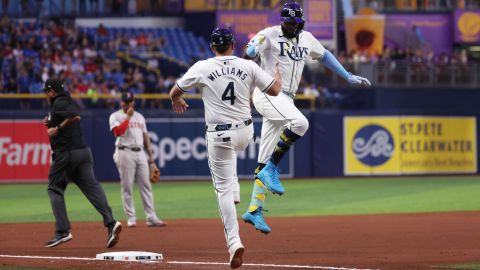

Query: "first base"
<box><xmin>96</xmin><ymin>251</ymin><xmax>163</xmax><ymax>261</ymax></box>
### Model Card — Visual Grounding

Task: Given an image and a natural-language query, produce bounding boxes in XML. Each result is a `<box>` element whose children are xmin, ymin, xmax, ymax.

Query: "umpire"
<box><xmin>43</xmin><ymin>79</ymin><xmax>122</xmax><ymax>248</ymax></box>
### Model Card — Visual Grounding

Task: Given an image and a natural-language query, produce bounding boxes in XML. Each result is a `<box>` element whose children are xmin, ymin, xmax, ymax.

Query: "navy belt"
<box><xmin>118</xmin><ymin>146</ymin><xmax>142</xmax><ymax>152</ymax></box>
<box><xmin>282</xmin><ymin>90</ymin><xmax>295</xmax><ymax>99</ymax></box>
<box><xmin>206</xmin><ymin>119</ymin><xmax>253</xmax><ymax>132</ymax></box>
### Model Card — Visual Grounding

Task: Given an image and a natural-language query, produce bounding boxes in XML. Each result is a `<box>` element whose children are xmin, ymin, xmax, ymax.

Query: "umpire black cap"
<box><xmin>211</xmin><ymin>28</ymin><xmax>234</xmax><ymax>47</ymax></box>
<box><xmin>121</xmin><ymin>91</ymin><xmax>134</xmax><ymax>102</ymax></box>
<box><xmin>43</xmin><ymin>79</ymin><xmax>65</xmax><ymax>93</ymax></box>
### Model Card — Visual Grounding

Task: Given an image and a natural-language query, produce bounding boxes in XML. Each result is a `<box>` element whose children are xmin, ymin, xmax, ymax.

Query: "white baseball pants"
<box><xmin>113</xmin><ymin>149</ymin><xmax>159</xmax><ymax>223</ymax></box>
<box><xmin>206</xmin><ymin>124</ymin><xmax>254</xmax><ymax>250</ymax></box>
<box><xmin>253</xmin><ymin>89</ymin><xmax>309</xmax><ymax>164</ymax></box>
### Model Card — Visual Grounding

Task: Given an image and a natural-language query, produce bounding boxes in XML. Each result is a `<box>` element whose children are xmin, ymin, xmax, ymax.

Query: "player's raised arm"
<box><xmin>320</xmin><ymin>50</ymin><xmax>371</xmax><ymax>87</ymax></box>
<box><xmin>244</xmin><ymin>35</ymin><xmax>266</xmax><ymax>60</ymax></box>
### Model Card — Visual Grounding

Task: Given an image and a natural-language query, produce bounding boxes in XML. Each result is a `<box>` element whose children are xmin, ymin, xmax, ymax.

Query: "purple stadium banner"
<box><xmin>454</xmin><ymin>10</ymin><xmax>480</xmax><ymax>44</ymax></box>
<box><xmin>216</xmin><ymin>0</ymin><xmax>335</xmax><ymax>50</ymax></box>
<box><xmin>217</xmin><ymin>10</ymin><xmax>277</xmax><ymax>50</ymax></box>
<box><xmin>303</xmin><ymin>0</ymin><xmax>334</xmax><ymax>40</ymax></box>
<box><xmin>385</xmin><ymin>14</ymin><xmax>452</xmax><ymax>54</ymax></box>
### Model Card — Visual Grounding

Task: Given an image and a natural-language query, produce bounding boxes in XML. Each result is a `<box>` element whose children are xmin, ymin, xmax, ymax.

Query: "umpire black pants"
<box><xmin>48</xmin><ymin>147</ymin><xmax>115</xmax><ymax>233</ymax></box>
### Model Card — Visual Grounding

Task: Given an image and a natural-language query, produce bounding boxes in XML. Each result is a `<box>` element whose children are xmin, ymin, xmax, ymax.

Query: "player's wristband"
<box><xmin>321</xmin><ymin>50</ymin><xmax>350</xmax><ymax>81</ymax></box>
<box><xmin>246</xmin><ymin>44</ymin><xmax>257</xmax><ymax>58</ymax></box>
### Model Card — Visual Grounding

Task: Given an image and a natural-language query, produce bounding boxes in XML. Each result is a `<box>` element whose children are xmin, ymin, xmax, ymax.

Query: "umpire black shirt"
<box><xmin>47</xmin><ymin>92</ymin><xmax>87</xmax><ymax>152</ymax></box>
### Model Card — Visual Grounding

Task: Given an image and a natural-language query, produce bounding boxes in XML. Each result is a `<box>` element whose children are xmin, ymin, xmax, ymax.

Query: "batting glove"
<box><xmin>348</xmin><ymin>74</ymin><xmax>371</xmax><ymax>87</ymax></box>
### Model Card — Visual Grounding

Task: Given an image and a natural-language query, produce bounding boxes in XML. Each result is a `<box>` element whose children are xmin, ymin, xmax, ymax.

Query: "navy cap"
<box><xmin>211</xmin><ymin>28</ymin><xmax>235</xmax><ymax>47</ymax></box>
<box><xmin>43</xmin><ymin>79</ymin><xmax>65</xmax><ymax>93</ymax></box>
<box><xmin>121</xmin><ymin>91</ymin><xmax>134</xmax><ymax>102</ymax></box>
<box><xmin>280</xmin><ymin>2</ymin><xmax>304</xmax><ymax>24</ymax></box>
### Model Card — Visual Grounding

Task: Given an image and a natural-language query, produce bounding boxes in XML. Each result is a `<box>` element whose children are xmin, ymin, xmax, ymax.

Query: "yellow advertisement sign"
<box><xmin>344</xmin><ymin>116</ymin><xmax>477</xmax><ymax>175</ymax></box>
<box><xmin>345</xmin><ymin>15</ymin><xmax>385</xmax><ymax>55</ymax></box>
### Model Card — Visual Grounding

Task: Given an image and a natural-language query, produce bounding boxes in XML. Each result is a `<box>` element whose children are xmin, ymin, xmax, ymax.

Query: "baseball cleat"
<box><xmin>127</xmin><ymin>219</ymin><xmax>136</xmax><ymax>228</ymax></box>
<box><xmin>257</xmin><ymin>161</ymin><xmax>285</xmax><ymax>195</ymax></box>
<box><xmin>146</xmin><ymin>219</ymin><xmax>167</xmax><ymax>227</ymax></box>
<box><xmin>45</xmin><ymin>232</ymin><xmax>73</xmax><ymax>248</ymax></box>
<box><xmin>229</xmin><ymin>242</ymin><xmax>245</xmax><ymax>269</ymax></box>
<box><xmin>106</xmin><ymin>221</ymin><xmax>122</xmax><ymax>248</ymax></box>
<box><xmin>242</xmin><ymin>208</ymin><xmax>271</xmax><ymax>234</ymax></box>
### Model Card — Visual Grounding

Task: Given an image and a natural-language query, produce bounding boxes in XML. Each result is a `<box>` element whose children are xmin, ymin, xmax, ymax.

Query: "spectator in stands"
<box><xmin>4</xmin><ymin>77</ymin><xmax>17</xmax><ymax>93</ymax></box>
<box><xmin>136</xmin><ymin>32</ymin><xmax>148</xmax><ymax>47</ymax></box>
<box><xmin>96</xmin><ymin>23</ymin><xmax>109</xmax><ymax>37</ymax></box>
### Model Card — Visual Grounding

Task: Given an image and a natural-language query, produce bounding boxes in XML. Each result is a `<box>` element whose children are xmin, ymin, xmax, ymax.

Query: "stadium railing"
<box><xmin>0</xmin><ymin>93</ymin><xmax>318</xmax><ymax>111</ymax></box>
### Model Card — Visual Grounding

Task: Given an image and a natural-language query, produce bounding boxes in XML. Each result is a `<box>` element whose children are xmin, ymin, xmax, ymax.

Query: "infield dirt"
<box><xmin>1</xmin><ymin>211</ymin><xmax>479</xmax><ymax>270</ymax></box>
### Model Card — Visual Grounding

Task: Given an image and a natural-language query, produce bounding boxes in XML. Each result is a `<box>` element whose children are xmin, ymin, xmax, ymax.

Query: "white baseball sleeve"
<box><xmin>308</xmin><ymin>32</ymin><xmax>326</xmax><ymax>60</ymax></box>
<box><xmin>109</xmin><ymin>113</ymin><xmax>120</xmax><ymax>131</ymax></box>
<box><xmin>176</xmin><ymin>61</ymin><xmax>203</xmax><ymax>91</ymax></box>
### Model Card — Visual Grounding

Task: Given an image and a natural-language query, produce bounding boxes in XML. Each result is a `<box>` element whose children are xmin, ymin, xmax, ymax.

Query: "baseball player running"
<box><xmin>169</xmin><ymin>28</ymin><xmax>281</xmax><ymax>269</ymax></box>
<box><xmin>242</xmin><ymin>2</ymin><xmax>371</xmax><ymax>234</ymax></box>
<box><xmin>109</xmin><ymin>91</ymin><xmax>167</xmax><ymax>228</ymax></box>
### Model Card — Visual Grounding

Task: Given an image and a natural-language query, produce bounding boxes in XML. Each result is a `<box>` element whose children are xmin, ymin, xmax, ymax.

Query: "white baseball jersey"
<box><xmin>176</xmin><ymin>56</ymin><xmax>275</xmax><ymax>125</ymax></box>
<box><xmin>109</xmin><ymin>110</ymin><xmax>147</xmax><ymax>147</ymax></box>
<box><xmin>249</xmin><ymin>25</ymin><xmax>326</xmax><ymax>96</ymax></box>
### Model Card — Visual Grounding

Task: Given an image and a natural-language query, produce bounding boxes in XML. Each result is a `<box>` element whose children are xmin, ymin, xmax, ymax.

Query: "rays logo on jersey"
<box><xmin>352</xmin><ymin>124</ymin><xmax>394</xmax><ymax>166</ymax></box>
<box><xmin>278</xmin><ymin>41</ymin><xmax>308</xmax><ymax>61</ymax></box>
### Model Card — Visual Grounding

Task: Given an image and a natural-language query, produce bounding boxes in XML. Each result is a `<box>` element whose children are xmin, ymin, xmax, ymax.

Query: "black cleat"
<box><xmin>106</xmin><ymin>221</ymin><xmax>122</xmax><ymax>248</ymax></box>
<box><xmin>45</xmin><ymin>232</ymin><xmax>73</xmax><ymax>248</ymax></box>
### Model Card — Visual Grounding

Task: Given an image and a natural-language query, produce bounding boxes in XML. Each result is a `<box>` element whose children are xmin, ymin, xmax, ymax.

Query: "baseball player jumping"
<box><xmin>109</xmin><ymin>92</ymin><xmax>167</xmax><ymax>228</ymax></box>
<box><xmin>242</xmin><ymin>2</ymin><xmax>371</xmax><ymax>234</ymax></box>
<box><xmin>170</xmin><ymin>28</ymin><xmax>281</xmax><ymax>269</ymax></box>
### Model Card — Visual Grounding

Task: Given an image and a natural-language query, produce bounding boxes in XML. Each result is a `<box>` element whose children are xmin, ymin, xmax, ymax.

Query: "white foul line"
<box><xmin>168</xmin><ymin>261</ymin><xmax>379</xmax><ymax>270</ymax></box>
<box><xmin>0</xmin><ymin>254</ymin><xmax>97</xmax><ymax>261</ymax></box>
<box><xmin>0</xmin><ymin>254</ymin><xmax>379</xmax><ymax>270</ymax></box>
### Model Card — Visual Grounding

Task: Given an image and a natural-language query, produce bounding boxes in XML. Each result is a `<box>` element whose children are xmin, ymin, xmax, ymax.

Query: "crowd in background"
<box><xmin>0</xmin><ymin>15</ymin><xmax>477</xmax><ymax>110</ymax></box>
<box><xmin>0</xmin><ymin>16</ymin><xmax>179</xmax><ymax>109</ymax></box>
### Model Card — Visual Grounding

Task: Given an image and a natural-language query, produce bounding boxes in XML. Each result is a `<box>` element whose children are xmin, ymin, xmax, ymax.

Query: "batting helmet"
<box><xmin>280</xmin><ymin>2</ymin><xmax>305</xmax><ymax>38</ymax></box>
<box><xmin>211</xmin><ymin>28</ymin><xmax>235</xmax><ymax>47</ymax></box>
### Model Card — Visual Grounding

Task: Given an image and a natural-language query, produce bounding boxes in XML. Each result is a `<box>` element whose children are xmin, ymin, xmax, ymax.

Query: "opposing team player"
<box><xmin>169</xmin><ymin>28</ymin><xmax>281</xmax><ymax>269</ymax></box>
<box><xmin>109</xmin><ymin>91</ymin><xmax>167</xmax><ymax>228</ymax></box>
<box><xmin>242</xmin><ymin>2</ymin><xmax>371</xmax><ymax>234</ymax></box>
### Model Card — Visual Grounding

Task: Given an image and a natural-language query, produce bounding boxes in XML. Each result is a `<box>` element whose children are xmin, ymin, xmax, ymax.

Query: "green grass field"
<box><xmin>1</xmin><ymin>176</ymin><xmax>480</xmax><ymax>224</ymax></box>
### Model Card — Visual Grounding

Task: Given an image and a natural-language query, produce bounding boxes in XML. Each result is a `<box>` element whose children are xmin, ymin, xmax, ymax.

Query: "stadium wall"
<box><xmin>0</xmin><ymin>88</ymin><xmax>479</xmax><ymax>182</ymax></box>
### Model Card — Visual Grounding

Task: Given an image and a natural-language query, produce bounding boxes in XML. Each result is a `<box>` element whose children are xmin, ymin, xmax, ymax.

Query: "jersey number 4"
<box><xmin>222</xmin><ymin>82</ymin><xmax>236</xmax><ymax>105</ymax></box>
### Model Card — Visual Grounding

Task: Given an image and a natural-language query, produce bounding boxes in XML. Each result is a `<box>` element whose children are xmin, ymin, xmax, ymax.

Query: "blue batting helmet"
<box><xmin>280</xmin><ymin>2</ymin><xmax>305</xmax><ymax>24</ymax></box>
<box><xmin>211</xmin><ymin>28</ymin><xmax>235</xmax><ymax>47</ymax></box>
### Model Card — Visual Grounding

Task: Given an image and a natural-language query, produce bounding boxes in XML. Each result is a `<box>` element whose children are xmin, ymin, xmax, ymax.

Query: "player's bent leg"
<box><xmin>242</xmin><ymin>172</ymin><xmax>271</xmax><ymax>234</ymax></box>
<box><xmin>253</xmin><ymin>91</ymin><xmax>309</xmax><ymax>195</ymax></box>
<box><xmin>269</xmin><ymin>128</ymin><xmax>302</xmax><ymax>166</ymax></box>
<box><xmin>248</xmin><ymin>163</ymin><xmax>267</xmax><ymax>212</ymax></box>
